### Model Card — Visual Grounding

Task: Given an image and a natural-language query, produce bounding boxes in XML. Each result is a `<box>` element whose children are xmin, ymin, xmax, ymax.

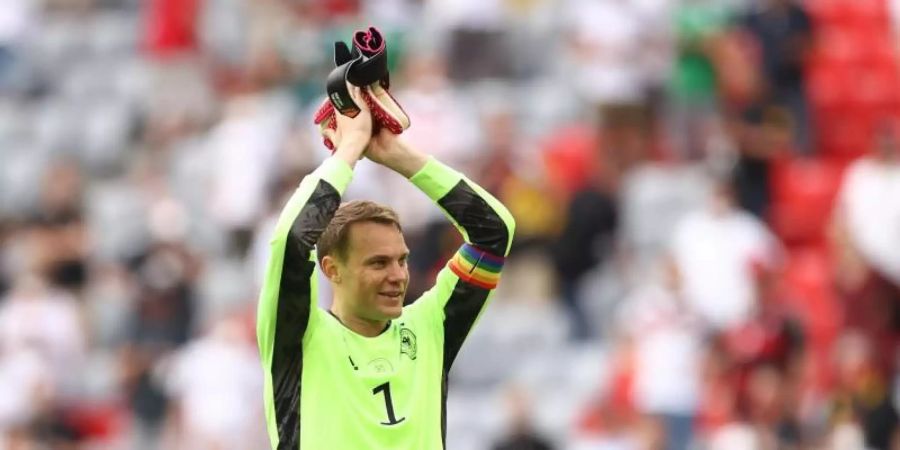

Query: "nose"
<box><xmin>386</xmin><ymin>261</ymin><xmax>407</xmax><ymax>283</ymax></box>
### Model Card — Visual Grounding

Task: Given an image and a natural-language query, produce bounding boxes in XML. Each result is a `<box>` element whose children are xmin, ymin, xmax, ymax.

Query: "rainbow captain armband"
<box><xmin>448</xmin><ymin>244</ymin><xmax>505</xmax><ymax>289</ymax></box>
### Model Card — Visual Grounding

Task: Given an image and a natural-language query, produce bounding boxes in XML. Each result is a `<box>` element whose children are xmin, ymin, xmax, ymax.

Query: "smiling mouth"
<box><xmin>379</xmin><ymin>292</ymin><xmax>404</xmax><ymax>300</ymax></box>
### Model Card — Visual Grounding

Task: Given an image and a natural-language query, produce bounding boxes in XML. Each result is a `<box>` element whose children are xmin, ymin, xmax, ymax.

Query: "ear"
<box><xmin>321</xmin><ymin>255</ymin><xmax>342</xmax><ymax>283</ymax></box>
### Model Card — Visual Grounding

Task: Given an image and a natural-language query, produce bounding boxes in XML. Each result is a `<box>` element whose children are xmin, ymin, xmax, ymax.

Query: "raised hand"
<box><xmin>326</xmin><ymin>84</ymin><xmax>373</xmax><ymax>166</ymax></box>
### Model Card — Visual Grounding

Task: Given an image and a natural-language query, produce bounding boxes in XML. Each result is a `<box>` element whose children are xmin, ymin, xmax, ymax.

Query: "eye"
<box><xmin>398</xmin><ymin>256</ymin><xmax>408</xmax><ymax>267</ymax></box>
<box><xmin>370</xmin><ymin>259</ymin><xmax>387</xmax><ymax>269</ymax></box>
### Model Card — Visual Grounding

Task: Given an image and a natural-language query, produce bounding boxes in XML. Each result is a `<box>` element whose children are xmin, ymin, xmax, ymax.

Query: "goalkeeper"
<box><xmin>257</xmin><ymin>85</ymin><xmax>516</xmax><ymax>450</ymax></box>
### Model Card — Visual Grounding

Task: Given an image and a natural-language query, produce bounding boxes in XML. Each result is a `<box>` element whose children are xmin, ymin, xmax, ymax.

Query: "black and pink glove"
<box><xmin>314</xmin><ymin>27</ymin><xmax>410</xmax><ymax>151</ymax></box>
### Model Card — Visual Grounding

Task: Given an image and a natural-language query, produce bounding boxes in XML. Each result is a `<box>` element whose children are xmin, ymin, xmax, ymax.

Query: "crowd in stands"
<box><xmin>0</xmin><ymin>0</ymin><xmax>899</xmax><ymax>448</ymax></box>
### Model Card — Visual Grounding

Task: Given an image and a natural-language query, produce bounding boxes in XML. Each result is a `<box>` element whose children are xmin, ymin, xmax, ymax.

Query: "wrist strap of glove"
<box><xmin>326</xmin><ymin>27</ymin><xmax>391</xmax><ymax>117</ymax></box>
<box><xmin>349</xmin><ymin>27</ymin><xmax>389</xmax><ymax>89</ymax></box>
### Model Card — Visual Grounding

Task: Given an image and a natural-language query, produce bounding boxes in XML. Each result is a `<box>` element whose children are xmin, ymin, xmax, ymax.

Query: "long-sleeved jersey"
<box><xmin>257</xmin><ymin>156</ymin><xmax>515</xmax><ymax>449</ymax></box>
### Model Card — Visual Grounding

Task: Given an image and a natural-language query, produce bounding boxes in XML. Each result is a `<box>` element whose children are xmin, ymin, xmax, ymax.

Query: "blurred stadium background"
<box><xmin>0</xmin><ymin>0</ymin><xmax>899</xmax><ymax>448</ymax></box>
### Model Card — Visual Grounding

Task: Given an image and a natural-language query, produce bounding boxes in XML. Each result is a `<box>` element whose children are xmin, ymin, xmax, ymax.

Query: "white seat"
<box><xmin>81</xmin><ymin>99</ymin><xmax>134</xmax><ymax>173</ymax></box>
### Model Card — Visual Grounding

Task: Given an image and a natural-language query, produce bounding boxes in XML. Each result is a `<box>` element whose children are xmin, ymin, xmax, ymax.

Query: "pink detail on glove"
<box><xmin>353</xmin><ymin>27</ymin><xmax>386</xmax><ymax>58</ymax></box>
<box><xmin>312</xmin><ymin>85</ymin><xmax>410</xmax><ymax>152</ymax></box>
<box><xmin>362</xmin><ymin>84</ymin><xmax>409</xmax><ymax>134</ymax></box>
<box><xmin>314</xmin><ymin>100</ymin><xmax>337</xmax><ymax>151</ymax></box>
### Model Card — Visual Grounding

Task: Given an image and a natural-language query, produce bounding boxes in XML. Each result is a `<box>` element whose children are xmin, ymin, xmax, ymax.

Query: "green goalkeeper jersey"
<box><xmin>257</xmin><ymin>156</ymin><xmax>516</xmax><ymax>450</ymax></box>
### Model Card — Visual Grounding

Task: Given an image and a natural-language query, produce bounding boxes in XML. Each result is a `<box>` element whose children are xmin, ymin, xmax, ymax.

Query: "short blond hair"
<box><xmin>317</xmin><ymin>200</ymin><xmax>401</xmax><ymax>263</ymax></box>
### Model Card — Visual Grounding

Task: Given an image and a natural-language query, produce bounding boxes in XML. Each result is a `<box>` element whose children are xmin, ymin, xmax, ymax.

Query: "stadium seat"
<box><xmin>814</xmin><ymin>110</ymin><xmax>875</xmax><ymax>160</ymax></box>
<box><xmin>813</xmin><ymin>28</ymin><xmax>860</xmax><ymax>65</ymax></box>
<box><xmin>805</xmin><ymin>61</ymin><xmax>852</xmax><ymax>110</ymax></box>
<box><xmin>848</xmin><ymin>62</ymin><xmax>900</xmax><ymax>109</ymax></box>
<box><xmin>855</xmin><ymin>28</ymin><xmax>897</xmax><ymax>65</ymax></box>
<box><xmin>780</xmin><ymin>246</ymin><xmax>843</xmax><ymax>390</ymax></box>
<box><xmin>806</xmin><ymin>0</ymin><xmax>845</xmax><ymax>25</ymax></box>
<box><xmin>768</xmin><ymin>156</ymin><xmax>846</xmax><ymax>247</ymax></box>
<box><xmin>88</xmin><ymin>11</ymin><xmax>139</xmax><ymax>57</ymax></box>
<box><xmin>82</xmin><ymin>99</ymin><xmax>134</xmax><ymax>173</ymax></box>
<box><xmin>807</xmin><ymin>0</ymin><xmax>890</xmax><ymax>29</ymax></box>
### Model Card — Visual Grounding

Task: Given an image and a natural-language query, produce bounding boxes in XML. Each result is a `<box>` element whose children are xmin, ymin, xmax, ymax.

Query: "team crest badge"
<box><xmin>400</xmin><ymin>327</ymin><xmax>417</xmax><ymax>360</ymax></box>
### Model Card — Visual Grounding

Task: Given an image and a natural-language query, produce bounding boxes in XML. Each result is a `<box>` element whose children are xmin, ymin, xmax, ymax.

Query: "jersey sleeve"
<box><xmin>256</xmin><ymin>156</ymin><xmax>352</xmax><ymax>450</ymax></box>
<box><xmin>406</xmin><ymin>157</ymin><xmax>515</xmax><ymax>368</ymax></box>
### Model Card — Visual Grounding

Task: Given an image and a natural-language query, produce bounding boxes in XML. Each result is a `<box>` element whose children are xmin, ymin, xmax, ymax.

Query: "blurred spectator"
<box><xmin>721</xmin><ymin>267</ymin><xmax>805</xmax><ymax>392</ymax></box>
<box><xmin>830</xmin><ymin>121</ymin><xmax>900</xmax><ymax>377</ymax></box>
<box><xmin>730</xmin><ymin>104</ymin><xmax>792</xmax><ymax>219</ymax></box>
<box><xmin>828</xmin><ymin>331</ymin><xmax>900</xmax><ymax>450</ymax></box>
<box><xmin>120</xmin><ymin>241</ymin><xmax>198</xmax><ymax>450</ymax></box>
<box><xmin>551</xmin><ymin>166</ymin><xmax>617</xmax><ymax>340</ymax></box>
<box><xmin>617</xmin><ymin>160</ymin><xmax>710</xmax><ymax>278</ymax></box>
<box><xmin>631</xmin><ymin>0</ymin><xmax>677</xmax><ymax>112</ymax></box>
<box><xmin>161</xmin><ymin>314</ymin><xmax>264</xmax><ymax>450</ymax></box>
<box><xmin>573</xmin><ymin>401</ymin><xmax>645</xmax><ymax>450</ymax></box>
<box><xmin>563</xmin><ymin>0</ymin><xmax>648</xmax><ymax>118</ymax></box>
<box><xmin>737</xmin><ymin>365</ymin><xmax>796</xmax><ymax>447</ymax></box>
<box><xmin>491</xmin><ymin>385</ymin><xmax>555</xmax><ymax>450</ymax></box>
<box><xmin>615</xmin><ymin>258</ymin><xmax>704</xmax><ymax>450</ymax></box>
<box><xmin>206</xmin><ymin>90</ymin><xmax>293</xmax><ymax>256</ymax></box>
<box><xmin>0</xmin><ymin>0</ymin><xmax>35</xmax><ymax>91</ymax></box>
<box><xmin>0</xmin><ymin>270</ymin><xmax>86</xmax><ymax>448</ymax></box>
<box><xmin>29</xmin><ymin>161</ymin><xmax>89</xmax><ymax>293</ymax></box>
<box><xmin>667</xmin><ymin>0</ymin><xmax>732</xmax><ymax>159</ymax></box>
<box><xmin>546</xmin><ymin>119</ymin><xmax>619</xmax><ymax>340</ymax></box>
<box><xmin>0</xmin><ymin>324</ymin><xmax>55</xmax><ymax>435</ymax></box>
<box><xmin>143</xmin><ymin>0</ymin><xmax>201</xmax><ymax>57</ymax></box>
<box><xmin>478</xmin><ymin>101</ymin><xmax>560</xmax><ymax>251</ymax></box>
<box><xmin>427</xmin><ymin>0</ymin><xmax>514</xmax><ymax>82</ymax></box>
<box><xmin>669</xmin><ymin>175</ymin><xmax>782</xmax><ymax>331</ymax></box>
<box><xmin>709</xmin><ymin>20</ymin><xmax>762</xmax><ymax>112</ymax></box>
<box><xmin>306</xmin><ymin>0</ymin><xmax>361</xmax><ymax>22</ymax></box>
<box><xmin>603</xmin><ymin>106</ymin><xmax>656</xmax><ymax>178</ymax></box>
<box><xmin>0</xmin><ymin>273</ymin><xmax>87</xmax><ymax>398</ymax></box>
<box><xmin>718</xmin><ymin>322</ymin><xmax>805</xmax><ymax>448</ymax></box>
<box><xmin>738</xmin><ymin>0</ymin><xmax>814</xmax><ymax>153</ymax></box>
<box><xmin>832</xmin><ymin>121</ymin><xmax>900</xmax><ymax>290</ymax></box>
<box><xmin>0</xmin><ymin>0</ymin><xmax>33</xmax><ymax>49</ymax></box>
<box><xmin>706</xmin><ymin>420</ymin><xmax>765</xmax><ymax>450</ymax></box>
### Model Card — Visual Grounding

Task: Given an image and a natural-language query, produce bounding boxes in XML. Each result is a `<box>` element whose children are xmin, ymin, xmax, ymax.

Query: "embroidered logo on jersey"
<box><xmin>368</xmin><ymin>358</ymin><xmax>393</xmax><ymax>374</ymax></box>
<box><xmin>400</xmin><ymin>327</ymin><xmax>417</xmax><ymax>360</ymax></box>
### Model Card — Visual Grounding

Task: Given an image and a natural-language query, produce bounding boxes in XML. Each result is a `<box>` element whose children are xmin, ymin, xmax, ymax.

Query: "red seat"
<box><xmin>807</xmin><ymin>0</ymin><xmax>890</xmax><ymax>29</ymax></box>
<box><xmin>843</xmin><ymin>0</ymin><xmax>891</xmax><ymax>30</ymax></box>
<box><xmin>806</xmin><ymin>0</ymin><xmax>846</xmax><ymax>25</ymax></box>
<box><xmin>769</xmin><ymin>157</ymin><xmax>847</xmax><ymax>246</ymax></box>
<box><xmin>849</xmin><ymin>63</ymin><xmax>900</xmax><ymax>109</ymax></box>
<box><xmin>813</xmin><ymin>28</ymin><xmax>860</xmax><ymax>65</ymax></box>
<box><xmin>805</xmin><ymin>61</ymin><xmax>853</xmax><ymax>110</ymax></box>
<box><xmin>780</xmin><ymin>245</ymin><xmax>843</xmax><ymax>390</ymax></box>
<box><xmin>782</xmin><ymin>247</ymin><xmax>842</xmax><ymax>333</ymax></box>
<box><xmin>815</xmin><ymin>110</ymin><xmax>876</xmax><ymax>160</ymax></box>
<box><xmin>855</xmin><ymin>29</ymin><xmax>897</xmax><ymax>65</ymax></box>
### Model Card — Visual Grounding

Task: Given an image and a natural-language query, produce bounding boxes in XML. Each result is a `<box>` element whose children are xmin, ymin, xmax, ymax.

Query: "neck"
<box><xmin>330</xmin><ymin>299</ymin><xmax>388</xmax><ymax>337</ymax></box>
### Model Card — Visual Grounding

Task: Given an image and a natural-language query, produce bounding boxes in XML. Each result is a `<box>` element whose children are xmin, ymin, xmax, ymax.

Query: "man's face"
<box><xmin>334</xmin><ymin>221</ymin><xmax>409</xmax><ymax>321</ymax></box>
